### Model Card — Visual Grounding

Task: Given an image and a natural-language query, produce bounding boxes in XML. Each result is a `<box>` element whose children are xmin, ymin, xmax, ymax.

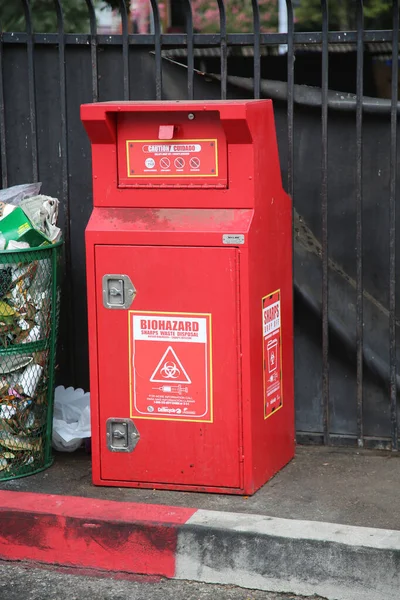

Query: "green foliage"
<box><xmin>0</xmin><ymin>0</ymin><xmax>91</xmax><ymax>33</ymax></box>
<box><xmin>363</xmin><ymin>0</ymin><xmax>392</xmax><ymax>28</ymax></box>
<box><xmin>2</xmin><ymin>0</ymin><xmax>393</xmax><ymax>35</ymax></box>
<box><xmin>295</xmin><ymin>0</ymin><xmax>393</xmax><ymax>31</ymax></box>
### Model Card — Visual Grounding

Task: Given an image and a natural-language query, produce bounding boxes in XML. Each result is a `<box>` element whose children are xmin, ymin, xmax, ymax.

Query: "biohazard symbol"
<box><xmin>160</xmin><ymin>361</ymin><xmax>180</xmax><ymax>379</ymax></box>
<box><xmin>150</xmin><ymin>346</ymin><xmax>191</xmax><ymax>384</ymax></box>
<box><xmin>267</xmin><ymin>340</ymin><xmax>278</xmax><ymax>373</ymax></box>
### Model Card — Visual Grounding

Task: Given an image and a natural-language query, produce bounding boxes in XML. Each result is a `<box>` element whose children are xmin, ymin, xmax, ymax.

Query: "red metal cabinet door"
<box><xmin>95</xmin><ymin>245</ymin><xmax>242</xmax><ymax>489</ymax></box>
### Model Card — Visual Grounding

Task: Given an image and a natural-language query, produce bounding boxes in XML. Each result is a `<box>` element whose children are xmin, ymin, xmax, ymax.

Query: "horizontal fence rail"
<box><xmin>0</xmin><ymin>0</ymin><xmax>399</xmax><ymax>450</ymax></box>
<box><xmin>1</xmin><ymin>31</ymin><xmax>398</xmax><ymax>45</ymax></box>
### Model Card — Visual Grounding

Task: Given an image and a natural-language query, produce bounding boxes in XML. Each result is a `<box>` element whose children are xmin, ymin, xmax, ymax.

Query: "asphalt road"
<box><xmin>0</xmin><ymin>562</ymin><xmax>326</xmax><ymax>600</ymax></box>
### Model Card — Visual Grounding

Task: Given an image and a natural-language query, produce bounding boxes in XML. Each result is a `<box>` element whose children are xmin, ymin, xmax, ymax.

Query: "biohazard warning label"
<box><xmin>150</xmin><ymin>346</ymin><xmax>191</xmax><ymax>384</ymax></box>
<box><xmin>262</xmin><ymin>291</ymin><xmax>283</xmax><ymax>419</ymax></box>
<box><xmin>129</xmin><ymin>311</ymin><xmax>213</xmax><ymax>422</ymax></box>
<box><xmin>125</xmin><ymin>139</ymin><xmax>218</xmax><ymax>179</ymax></box>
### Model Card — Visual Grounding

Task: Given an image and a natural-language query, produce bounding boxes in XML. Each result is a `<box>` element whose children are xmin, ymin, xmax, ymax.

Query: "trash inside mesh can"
<box><xmin>0</xmin><ymin>242</ymin><xmax>62</xmax><ymax>480</ymax></box>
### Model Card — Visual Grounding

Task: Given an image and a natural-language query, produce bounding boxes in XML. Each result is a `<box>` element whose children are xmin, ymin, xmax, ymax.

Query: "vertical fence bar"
<box><xmin>286</xmin><ymin>0</ymin><xmax>294</xmax><ymax>200</ymax></box>
<box><xmin>251</xmin><ymin>0</ymin><xmax>261</xmax><ymax>99</ymax></box>
<box><xmin>216</xmin><ymin>0</ymin><xmax>227</xmax><ymax>100</ymax></box>
<box><xmin>356</xmin><ymin>0</ymin><xmax>364</xmax><ymax>447</ymax></box>
<box><xmin>21</xmin><ymin>0</ymin><xmax>39</xmax><ymax>182</ymax></box>
<box><xmin>149</xmin><ymin>0</ymin><xmax>162</xmax><ymax>100</ymax></box>
<box><xmin>54</xmin><ymin>0</ymin><xmax>75</xmax><ymax>385</ymax></box>
<box><xmin>285</xmin><ymin>0</ymin><xmax>295</xmax><ymax>442</ymax></box>
<box><xmin>389</xmin><ymin>0</ymin><xmax>399</xmax><ymax>451</ymax></box>
<box><xmin>119</xmin><ymin>0</ymin><xmax>130</xmax><ymax>100</ymax></box>
<box><xmin>85</xmin><ymin>0</ymin><xmax>98</xmax><ymax>102</ymax></box>
<box><xmin>0</xmin><ymin>19</ymin><xmax>7</xmax><ymax>188</ymax></box>
<box><xmin>321</xmin><ymin>0</ymin><xmax>329</xmax><ymax>445</ymax></box>
<box><xmin>183</xmin><ymin>0</ymin><xmax>194</xmax><ymax>100</ymax></box>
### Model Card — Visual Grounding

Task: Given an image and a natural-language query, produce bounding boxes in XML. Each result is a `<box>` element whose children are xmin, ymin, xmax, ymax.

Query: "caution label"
<box><xmin>126</xmin><ymin>139</ymin><xmax>218</xmax><ymax>179</ymax></box>
<box><xmin>129</xmin><ymin>312</ymin><xmax>213</xmax><ymax>421</ymax></box>
<box><xmin>150</xmin><ymin>346</ymin><xmax>192</xmax><ymax>384</ymax></box>
<box><xmin>262</xmin><ymin>291</ymin><xmax>283</xmax><ymax>419</ymax></box>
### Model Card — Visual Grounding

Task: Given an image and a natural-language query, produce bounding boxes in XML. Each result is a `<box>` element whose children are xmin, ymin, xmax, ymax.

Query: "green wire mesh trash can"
<box><xmin>0</xmin><ymin>241</ymin><xmax>62</xmax><ymax>480</ymax></box>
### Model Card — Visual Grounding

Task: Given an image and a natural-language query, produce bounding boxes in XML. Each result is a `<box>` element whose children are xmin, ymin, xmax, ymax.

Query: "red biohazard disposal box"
<box><xmin>81</xmin><ymin>100</ymin><xmax>294</xmax><ymax>495</ymax></box>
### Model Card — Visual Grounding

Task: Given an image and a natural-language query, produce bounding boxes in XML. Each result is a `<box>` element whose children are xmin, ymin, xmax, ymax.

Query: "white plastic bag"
<box><xmin>52</xmin><ymin>386</ymin><xmax>91</xmax><ymax>452</ymax></box>
<box><xmin>0</xmin><ymin>182</ymin><xmax>42</xmax><ymax>206</ymax></box>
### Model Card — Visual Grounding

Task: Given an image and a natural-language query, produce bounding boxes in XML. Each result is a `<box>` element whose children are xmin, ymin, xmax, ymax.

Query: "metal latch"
<box><xmin>103</xmin><ymin>274</ymin><xmax>136</xmax><ymax>309</ymax></box>
<box><xmin>106</xmin><ymin>418</ymin><xmax>140</xmax><ymax>452</ymax></box>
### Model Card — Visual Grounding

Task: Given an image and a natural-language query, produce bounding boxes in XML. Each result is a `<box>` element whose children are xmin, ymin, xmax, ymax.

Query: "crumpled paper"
<box><xmin>20</xmin><ymin>195</ymin><xmax>61</xmax><ymax>243</ymax></box>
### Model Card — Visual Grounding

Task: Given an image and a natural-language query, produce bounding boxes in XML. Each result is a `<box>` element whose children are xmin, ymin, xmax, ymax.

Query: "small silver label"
<box><xmin>222</xmin><ymin>234</ymin><xmax>245</xmax><ymax>245</ymax></box>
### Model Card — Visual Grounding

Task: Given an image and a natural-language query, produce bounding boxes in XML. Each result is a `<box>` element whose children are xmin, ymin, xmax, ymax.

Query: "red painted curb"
<box><xmin>0</xmin><ymin>491</ymin><xmax>197</xmax><ymax>577</ymax></box>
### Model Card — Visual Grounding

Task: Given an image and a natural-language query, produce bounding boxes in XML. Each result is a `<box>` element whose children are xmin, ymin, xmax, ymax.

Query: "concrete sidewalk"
<box><xmin>0</xmin><ymin>446</ymin><xmax>399</xmax><ymax>600</ymax></box>
<box><xmin>1</xmin><ymin>445</ymin><xmax>399</xmax><ymax>530</ymax></box>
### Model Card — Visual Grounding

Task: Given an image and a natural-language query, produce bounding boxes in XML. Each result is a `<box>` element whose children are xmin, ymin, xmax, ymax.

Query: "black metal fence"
<box><xmin>0</xmin><ymin>1</ymin><xmax>399</xmax><ymax>450</ymax></box>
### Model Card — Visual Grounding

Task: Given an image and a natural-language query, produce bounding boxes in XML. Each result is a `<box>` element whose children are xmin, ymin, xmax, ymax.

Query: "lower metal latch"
<box><xmin>106</xmin><ymin>418</ymin><xmax>140</xmax><ymax>452</ymax></box>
